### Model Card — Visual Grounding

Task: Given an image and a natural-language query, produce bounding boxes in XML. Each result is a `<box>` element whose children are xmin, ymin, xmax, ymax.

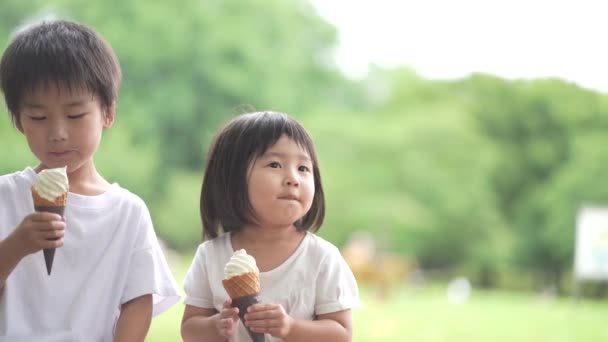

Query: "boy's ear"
<box><xmin>102</xmin><ymin>102</ymin><xmax>116</xmax><ymax>128</ymax></box>
<box><xmin>15</xmin><ymin>118</ymin><xmax>24</xmax><ymax>133</ymax></box>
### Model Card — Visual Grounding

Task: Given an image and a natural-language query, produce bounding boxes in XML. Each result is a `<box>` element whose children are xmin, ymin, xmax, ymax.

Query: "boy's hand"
<box><xmin>216</xmin><ymin>299</ymin><xmax>239</xmax><ymax>338</ymax></box>
<box><xmin>10</xmin><ymin>212</ymin><xmax>65</xmax><ymax>257</ymax></box>
<box><xmin>245</xmin><ymin>303</ymin><xmax>294</xmax><ymax>339</ymax></box>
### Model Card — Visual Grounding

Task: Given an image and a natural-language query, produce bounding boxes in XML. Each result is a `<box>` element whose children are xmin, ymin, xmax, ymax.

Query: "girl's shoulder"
<box><xmin>196</xmin><ymin>233</ymin><xmax>232</xmax><ymax>258</ymax></box>
<box><xmin>302</xmin><ymin>232</ymin><xmax>342</xmax><ymax>261</ymax></box>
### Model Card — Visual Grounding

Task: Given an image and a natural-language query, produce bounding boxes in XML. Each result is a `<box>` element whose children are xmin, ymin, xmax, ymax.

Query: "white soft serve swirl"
<box><xmin>34</xmin><ymin>166</ymin><xmax>69</xmax><ymax>201</ymax></box>
<box><xmin>224</xmin><ymin>249</ymin><xmax>259</xmax><ymax>278</ymax></box>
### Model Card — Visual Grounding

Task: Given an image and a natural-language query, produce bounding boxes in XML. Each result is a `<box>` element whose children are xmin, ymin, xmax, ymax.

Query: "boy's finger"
<box><xmin>30</xmin><ymin>212</ymin><xmax>63</xmax><ymax>222</ymax></box>
<box><xmin>44</xmin><ymin>238</ymin><xmax>64</xmax><ymax>249</ymax></box>
<box><xmin>34</xmin><ymin>221</ymin><xmax>65</xmax><ymax>232</ymax></box>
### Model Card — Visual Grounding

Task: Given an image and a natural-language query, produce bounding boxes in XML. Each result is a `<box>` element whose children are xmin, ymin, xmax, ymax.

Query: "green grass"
<box><xmin>148</xmin><ymin>257</ymin><xmax>608</xmax><ymax>341</ymax></box>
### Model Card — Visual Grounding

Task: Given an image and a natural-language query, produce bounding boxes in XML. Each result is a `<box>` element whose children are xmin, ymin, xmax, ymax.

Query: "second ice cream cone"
<box><xmin>32</xmin><ymin>200</ymin><xmax>65</xmax><ymax>275</ymax></box>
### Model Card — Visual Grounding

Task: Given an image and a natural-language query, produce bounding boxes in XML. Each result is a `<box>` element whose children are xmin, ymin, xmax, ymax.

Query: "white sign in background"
<box><xmin>575</xmin><ymin>207</ymin><xmax>608</xmax><ymax>280</ymax></box>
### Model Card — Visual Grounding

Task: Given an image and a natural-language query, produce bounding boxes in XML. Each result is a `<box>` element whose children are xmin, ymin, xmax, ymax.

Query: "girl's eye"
<box><xmin>268</xmin><ymin>162</ymin><xmax>281</xmax><ymax>168</ymax></box>
<box><xmin>29</xmin><ymin>116</ymin><xmax>46</xmax><ymax>121</ymax></box>
<box><xmin>68</xmin><ymin>113</ymin><xmax>86</xmax><ymax>119</ymax></box>
<box><xmin>298</xmin><ymin>165</ymin><xmax>311</xmax><ymax>172</ymax></box>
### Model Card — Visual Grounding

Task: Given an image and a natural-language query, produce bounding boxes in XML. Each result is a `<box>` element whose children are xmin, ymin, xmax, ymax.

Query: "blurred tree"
<box><xmin>468</xmin><ymin>74</ymin><xmax>608</xmax><ymax>292</ymax></box>
<box><xmin>2</xmin><ymin>0</ymin><xmax>344</xmax><ymax>174</ymax></box>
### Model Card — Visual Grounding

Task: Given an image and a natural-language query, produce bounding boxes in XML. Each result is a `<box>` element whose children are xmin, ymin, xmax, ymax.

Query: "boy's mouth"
<box><xmin>49</xmin><ymin>150</ymin><xmax>72</xmax><ymax>157</ymax></box>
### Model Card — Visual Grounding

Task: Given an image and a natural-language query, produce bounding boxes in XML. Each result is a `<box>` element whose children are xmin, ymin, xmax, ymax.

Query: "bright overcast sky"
<box><xmin>311</xmin><ymin>0</ymin><xmax>607</xmax><ymax>94</ymax></box>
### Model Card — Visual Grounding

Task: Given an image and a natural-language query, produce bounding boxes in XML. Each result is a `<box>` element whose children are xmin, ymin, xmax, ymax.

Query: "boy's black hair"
<box><xmin>200</xmin><ymin>111</ymin><xmax>325</xmax><ymax>240</ymax></box>
<box><xmin>0</xmin><ymin>19</ymin><xmax>121</xmax><ymax>125</ymax></box>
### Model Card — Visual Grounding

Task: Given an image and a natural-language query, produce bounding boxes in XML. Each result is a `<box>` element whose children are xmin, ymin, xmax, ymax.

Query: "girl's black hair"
<box><xmin>200</xmin><ymin>111</ymin><xmax>325</xmax><ymax>240</ymax></box>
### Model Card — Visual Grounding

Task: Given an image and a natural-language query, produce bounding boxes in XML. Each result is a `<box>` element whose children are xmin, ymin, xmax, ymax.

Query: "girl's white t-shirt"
<box><xmin>183</xmin><ymin>231</ymin><xmax>361</xmax><ymax>342</ymax></box>
<box><xmin>0</xmin><ymin>168</ymin><xmax>181</xmax><ymax>341</ymax></box>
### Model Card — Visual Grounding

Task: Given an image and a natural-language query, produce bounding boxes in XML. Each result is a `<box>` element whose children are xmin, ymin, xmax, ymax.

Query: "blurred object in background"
<box><xmin>341</xmin><ymin>232</ymin><xmax>416</xmax><ymax>300</ymax></box>
<box><xmin>446</xmin><ymin>276</ymin><xmax>471</xmax><ymax>304</ymax></box>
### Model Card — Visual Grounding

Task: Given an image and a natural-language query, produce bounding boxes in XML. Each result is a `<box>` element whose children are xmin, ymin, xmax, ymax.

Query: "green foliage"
<box><xmin>3</xmin><ymin>1</ymin><xmax>608</xmax><ymax>295</ymax></box>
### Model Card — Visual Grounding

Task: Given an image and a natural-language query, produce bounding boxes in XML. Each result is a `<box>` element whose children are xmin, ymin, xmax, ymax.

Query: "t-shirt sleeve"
<box><xmin>315</xmin><ymin>246</ymin><xmax>361</xmax><ymax>315</ymax></box>
<box><xmin>183</xmin><ymin>242</ymin><xmax>216</xmax><ymax>309</ymax></box>
<box><xmin>120</xmin><ymin>204</ymin><xmax>181</xmax><ymax>316</ymax></box>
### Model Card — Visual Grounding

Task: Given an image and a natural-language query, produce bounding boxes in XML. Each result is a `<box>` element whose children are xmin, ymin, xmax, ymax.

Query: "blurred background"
<box><xmin>2</xmin><ymin>0</ymin><xmax>608</xmax><ymax>341</ymax></box>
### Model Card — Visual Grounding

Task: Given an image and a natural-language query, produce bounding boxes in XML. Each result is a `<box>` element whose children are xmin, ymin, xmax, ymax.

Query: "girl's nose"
<box><xmin>284</xmin><ymin>172</ymin><xmax>299</xmax><ymax>187</ymax></box>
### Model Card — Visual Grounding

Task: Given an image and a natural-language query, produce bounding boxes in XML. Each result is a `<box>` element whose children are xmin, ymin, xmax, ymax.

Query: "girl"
<box><xmin>181</xmin><ymin>111</ymin><xmax>360</xmax><ymax>342</ymax></box>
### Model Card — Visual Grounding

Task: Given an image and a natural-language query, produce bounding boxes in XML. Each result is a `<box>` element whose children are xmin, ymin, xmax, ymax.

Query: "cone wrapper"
<box><xmin>232</xmin><ymin>293</ymin><xmax>265</xmax><ymax>342</ymax></box>
<box><xmin>33</xmin><ymin>205</ymin><xmax>64</xmax><ymax>275</ymax></box>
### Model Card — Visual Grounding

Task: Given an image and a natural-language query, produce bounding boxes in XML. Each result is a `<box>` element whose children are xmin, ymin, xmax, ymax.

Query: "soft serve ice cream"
<box><xmin>32</xmin><ymin>166</ymin><xmax>69</xmax><ymax>205</ymax></box>
<box><xmin>31</xmin><ymin>166</ymin><xmax>69</xmax><ymax>275</ymax></box>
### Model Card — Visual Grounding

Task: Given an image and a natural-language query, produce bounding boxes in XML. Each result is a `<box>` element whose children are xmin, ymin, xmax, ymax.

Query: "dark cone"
<box><xmin>43</xmin><ymin>248</ymin><xmax>55</xmax><ymax>275</ymax></box>
<box><xmin>34</xmin><ymin>205</ymin><xmax>65</xmax><ymax>275</ymax></box>
<box><xmin>232</xmin><ymin>293</ymin><xmax>265</xmax><ymax>342</ymax></box>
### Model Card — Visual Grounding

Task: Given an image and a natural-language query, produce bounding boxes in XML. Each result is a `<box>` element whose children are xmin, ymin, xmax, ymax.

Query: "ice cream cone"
<box><xmin>31</xmin><ymin>187</ymin><xmax>67</xmax><ymax>275</ymax></box>
<box><xmin>223</xmin><ymin>273</ymin><xmax>264</xmax><ymax>342</ymax></box>
<box><xmin>232</xmin><ymin>293</ymin><xmax>264</xmax><ymax>342</ymax></box>
<box><xmin>223</xmin><ymin>249</ymin><xmax>264</xmax><ymax>342</ymax></box>
<box><xmin>222</xmin><ymin>271</ymin><xmax>260</xmax><ymax>298</ymax></box>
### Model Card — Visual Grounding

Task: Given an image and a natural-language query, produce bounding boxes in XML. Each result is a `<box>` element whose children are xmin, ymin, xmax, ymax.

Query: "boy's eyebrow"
<box><xmin>264</xmin><ymin>151</ymin><xmax>312</xmax><ymax>162</ymax></box>
<box><xmin>22</xmin><ymin>100</ymin><xmax>92</xmax><ymax>109</ymax></box>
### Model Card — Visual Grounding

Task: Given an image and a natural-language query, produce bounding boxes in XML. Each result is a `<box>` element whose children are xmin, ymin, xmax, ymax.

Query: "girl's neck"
<box><xmin>232</xmin><ymin>226</ymin><xmax>306</xmax><ymax>273</ymax></box>
<box><xmin>235</xmin><ymin>224</ymin><xmax>303</xmax><ymax>246</ymax></box>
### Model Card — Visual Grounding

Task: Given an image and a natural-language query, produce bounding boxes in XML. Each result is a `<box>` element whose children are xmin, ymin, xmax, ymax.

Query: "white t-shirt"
<box><xmin>0</xmin><ymin>168</ymin><xmax>181</xmax><ymax>341</ymax></box>
<box><xmin>183</xmin><ymin>231</ymin><xmax>361</xmax><ymax>342</ymax></box>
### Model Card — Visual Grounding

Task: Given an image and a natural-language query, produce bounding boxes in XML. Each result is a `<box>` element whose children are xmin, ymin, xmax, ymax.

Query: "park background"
<box><xmin>2</xmin><ymin>0</ymin><xmax>608</xmax><ymax>340</ymax></box>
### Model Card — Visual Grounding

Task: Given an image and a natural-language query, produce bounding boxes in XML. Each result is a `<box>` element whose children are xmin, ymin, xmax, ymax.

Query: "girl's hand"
<box><xmin>216</xmin><ymin>299</ymin><xmax>239</xmax><ymax>338</ymax></box>
<box><xmin>11</xmin><ymin>212</ymin><xmax>65</xmax><ymax>256</ymax></box>
<box><xmin>245</xmin><ymin>303</ymin><xmax>294</xmax><ymax>339</ymax></box>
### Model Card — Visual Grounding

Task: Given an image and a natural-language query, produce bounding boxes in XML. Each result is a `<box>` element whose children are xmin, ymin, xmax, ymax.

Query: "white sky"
<box><xmin>311</xmin><ymin>0</ymin><xmax>608</xmax><ymax>93</ymax></box>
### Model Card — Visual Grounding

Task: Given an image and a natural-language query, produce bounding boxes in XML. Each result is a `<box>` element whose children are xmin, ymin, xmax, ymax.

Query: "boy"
<box><xmin>0</xmin><ymin>20</ymin><xmax>180</xmax><ymax>341</ymax></box>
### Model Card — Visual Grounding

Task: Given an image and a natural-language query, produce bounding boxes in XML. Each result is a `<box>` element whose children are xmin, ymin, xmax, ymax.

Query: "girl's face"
<box><xmin>247</xmin><ymin>135</ymin><xmax>315</xmax><ymax>229</ymax></box>
<box><xmin>17</xmin><ymin>84</ymin><xmax>114</xmax><ymax>179</ymax></box>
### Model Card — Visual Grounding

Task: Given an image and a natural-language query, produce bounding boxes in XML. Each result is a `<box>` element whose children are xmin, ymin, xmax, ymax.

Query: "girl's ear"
<box><xmin>102</xmin><ymin>102</ymin><xmax>116</xmax><ymax>128</ymax></box>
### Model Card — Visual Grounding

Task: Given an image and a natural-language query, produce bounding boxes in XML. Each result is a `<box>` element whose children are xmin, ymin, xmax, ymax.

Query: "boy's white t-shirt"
<box><xmin>183</xmin><ymin>231</ymin><xmax>361</xmax><ymax>342</ymax></box>
<box><xmin>0</xmin><ymin>168</ymin><xmax>181</xmax><ymax>341</ymax></box>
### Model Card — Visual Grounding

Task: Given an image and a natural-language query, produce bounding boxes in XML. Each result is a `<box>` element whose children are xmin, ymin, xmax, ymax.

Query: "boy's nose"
<box><xmin>49</xmin><ymin>122</ymin><xmax>68</xmax><ymax>142</ymax></box>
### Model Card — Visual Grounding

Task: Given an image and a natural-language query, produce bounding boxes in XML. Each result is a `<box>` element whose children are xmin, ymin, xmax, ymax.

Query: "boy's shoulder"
<box><xmin>101</xmin><ymin>183</ymin><xmax>150</xmax><ymax>213</ymax></box>
<box><xmin>110</xmin><ymin>184</ymin><xmax>146</xmax><ymax>205</ymax></box>
<box><xmin>0</xmin><ymin>168</ymin><xmax>34</xmax><ymax>191</ymax></box>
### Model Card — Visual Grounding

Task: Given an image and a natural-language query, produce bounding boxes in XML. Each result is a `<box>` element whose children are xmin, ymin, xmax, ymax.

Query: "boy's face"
<box><xmin>16</xmin><ymin>84</ymin><xmax>114</xmax><ymax>175</ymax></box>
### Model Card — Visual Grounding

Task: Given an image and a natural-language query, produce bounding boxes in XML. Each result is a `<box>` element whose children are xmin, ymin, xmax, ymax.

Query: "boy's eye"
<box><xmin>268</xmin><ymin>162</ymin><xmax>281</xmax><ymax>168</ymax></box>
<box><xmin>298</xmin><ymin>165</ymin><xmax>311</xmax><ymax>172</ymax></box>
<box><xmin>28</xmin><ymin>116</ymin><xmax>46</xmax><ymax>121</ymax></box>
<box><xmin>68</xmin><ymin>113</ymin><xmax>86</xmax><ymax>119</ymax></box>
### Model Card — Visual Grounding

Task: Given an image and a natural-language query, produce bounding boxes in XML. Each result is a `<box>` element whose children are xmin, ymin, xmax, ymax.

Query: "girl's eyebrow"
<box><xmin>264</xmin><ymin>151</ymin><xmax>311</xmax><ymax>162</ymax></box>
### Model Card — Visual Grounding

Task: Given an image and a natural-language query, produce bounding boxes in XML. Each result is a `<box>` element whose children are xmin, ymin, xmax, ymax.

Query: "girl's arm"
<box><xmin>246</xmin><ymin>305</ymin><xmax>353</xmax><ymax>342</ymax></box>
<box><xmin>181</xmin><ymin>305</ymin><xmax>226</xmax><ymax>342</ymax></box>
<box><xmin>113</xmin><ymin>294</ymin><xmax>153</xmax><ymax>342</ymax></box>
<box><xmin>285</xmin><ymin>309</ymin><xmax>353</xmax><ymax>342</ymax></box>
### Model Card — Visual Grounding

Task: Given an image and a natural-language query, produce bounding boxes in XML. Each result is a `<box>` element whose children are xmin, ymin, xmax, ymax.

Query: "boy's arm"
<box><xmin>0</xmin><ymin>235</ymin><xmax>27</xmax><ymax>292</ymax></box>
<box><xmin>0</xmin><ymin>212</ymin><xmax>65</xmax><ymax>292</ymax></box>
<box><xmin>113</xmin><ymin>294</ymin><xmax>153</xmax><ymax>342</ymax></box>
